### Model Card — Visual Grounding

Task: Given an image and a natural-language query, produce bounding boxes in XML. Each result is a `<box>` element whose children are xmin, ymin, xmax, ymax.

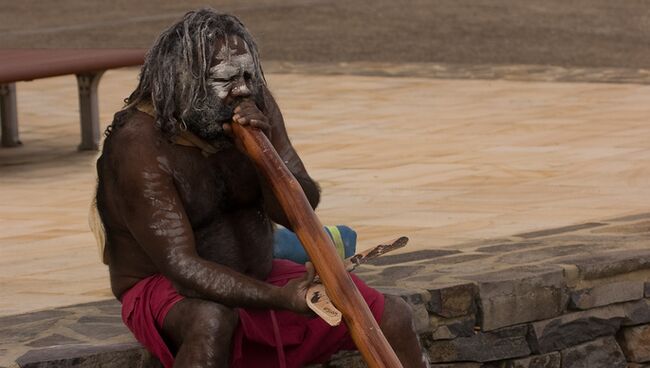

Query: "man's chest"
<box><xmin>167</xmin><ymin>146</ymin><xmax>263</xmax><ymax>224</ymax></box>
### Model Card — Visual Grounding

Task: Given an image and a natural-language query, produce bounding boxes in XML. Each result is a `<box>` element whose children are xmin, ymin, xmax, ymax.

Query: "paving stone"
<box><xmin>58</xmin><ymin>300</ymin><xmax>121</xmax><ymax>316</ymax></box>
<box><xmin>459</xmin><ymin>238</ymin><xmax>513</xmax><ymax>249</ymax></box>
<box><xmin>527</xmin><ymin>304</ymin><xmax>625</xmax><ymax>353</ymax></box>
<box><xmin>560</xmin><ymin>336</ymin><xmax>626</xmax><ymax>368</ymax></box>
<box><xmin>462</xmin><ymin>265</ymin><xmax>565</xmax><ymax>331</ymax></box>
<box><xmin>367</xmin><ymin>249</ymin><xmax>461</xmax><ymax>266</ymax></box>
<box><xmin>375</xmin><ymin>265</ymin><xmax>426</xmax><ymax>285</ymax></box>
<box><xmin>0</xmin><ymin>319</ymin><xmax>60</xmax><ymax>345</ymax></box>
<box><xmin>514</xmin><ymin>223</ymin><xmax>606</xmax><ymax>239</ymax></box>
<box><xmin>68</xmin><ymin>321</ymin><xmax>131</xmax><ymax>340</ymax></box>
<box><xmin>0</xmin><ymin>310</ymin><xmax>72</xmax><ymax>329</ymax></box>
<box><xmin>430</xmin><ymin>314</ymin><xmax>476</xmax><ymax>340</ymax></box>
<box><xmin>590</xmin><ymin>220</ymin><xmax>650</xmax><ymax>235</ymax></box>
<box><xmin>559</xmin><ymin>249</ymin><xmax>650</xmax><ymax>280</ymax></box>
<box><xmin>77</xmin><ymin>315</ymin><xmax>123</xmax><ymax>324</ymax></box>
<box><xmin>617</xmin><ymin>324</ymin><xmax>650</xmax><ymax>363</ymax></box>
<box><xmin>421</xmin><ymin>254</ymin><xmax>490</xmax><ymax>265</ymax></box>
<box><xmin>425</xmin><ymin>325</ymin><xmax>530</xmax><ymax>363</ymax></box>
<box><xmin>569</xmin><ymin>281</ymin><xmax>645</xmax><ymax>310</ymax></box>
<box><xmin>501</xmin><ymin>352</ymin><xmax>561</xmax><ymax>368</ymax></box>
<box><xmin>476</xmin><ymin>241</ymin><xmax>542</xmax><ymax>254</ymax></box>
<box><xmin>645</xmin><ymin>282</ymin><xmax>650</xmax><ymax>298</ymax></box>
<box><xmin>498</xmin><ymin>243</ymin><xmax>611</xmax><ymax>265</ymax></box>
<box><xmin>403</xmin><ymin>273</ymin><xmax>448</xmax><ymax>283</ymax></box>
<box><xmin>72</xmin><ymin>299</ymin><xmax>121</xmax><ymax>309</ymax></box>
<box><xmin>426</xmin><ymin>282</ymin><xmax>477</xmax><ymax>318</ymax></box>
<box><xmin>26</xmin><ymin>334</ymin><xmax>82</xmax><ymax>348</ymax></box>
<box><xmin>15</xmin><ymin>343</ymin><xmax>162</xmax><ymax>368</ymax></box>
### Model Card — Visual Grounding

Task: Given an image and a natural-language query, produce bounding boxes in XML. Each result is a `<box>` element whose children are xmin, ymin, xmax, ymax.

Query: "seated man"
<box><xmin>94</xmin><ymin>8</ymin><xmax>428</xmax><ymax>368</ymax></box>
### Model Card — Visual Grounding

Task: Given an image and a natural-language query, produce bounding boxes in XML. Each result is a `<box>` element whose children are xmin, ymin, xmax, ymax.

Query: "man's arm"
<box><xmin>112</xmin><ymin>128</ymin><xmax>311</xmax><ymax>312</ymax></box>
<box><xmin>258</xmin><ymin>87</ymin><xmax>321</xmax><ymax>228</ymax></box>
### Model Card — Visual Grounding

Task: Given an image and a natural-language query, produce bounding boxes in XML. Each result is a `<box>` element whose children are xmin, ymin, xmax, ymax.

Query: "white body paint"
<box><xmin>209</xmin><ymin>38</ymin><xmax>256</xmax><ymax>100</ymax></box>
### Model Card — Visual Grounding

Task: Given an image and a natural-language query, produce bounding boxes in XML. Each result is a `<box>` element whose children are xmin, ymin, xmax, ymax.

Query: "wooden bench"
<box><xmin>0</xmin><ymin>49</ymin><xmax>146</xmax><ymax>150</ymax></box>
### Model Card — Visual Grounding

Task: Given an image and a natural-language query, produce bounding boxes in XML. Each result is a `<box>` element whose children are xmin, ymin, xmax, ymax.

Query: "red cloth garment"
<box><xmin>231</xmin><ymin>259</ymin><xmax>385</xmax><ymax>368</ymax></box>
<box><xmin>120</xmin><ymin>274</ymin><xmax>184</xmax><ymax>368</ymax></box>
<box><xmin>120</xmin><ymin>259</ymin><xmax>385</xmax><ymax>368</ymax></box>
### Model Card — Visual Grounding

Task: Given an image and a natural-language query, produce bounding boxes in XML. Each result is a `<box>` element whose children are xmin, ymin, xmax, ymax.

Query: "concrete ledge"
<box><xmin>2</xmin><ymin>214</ymin><xmax>649</xmax><ymax>367</ymax></box>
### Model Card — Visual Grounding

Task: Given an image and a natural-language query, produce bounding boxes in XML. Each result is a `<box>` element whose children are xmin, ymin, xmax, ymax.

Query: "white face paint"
<box><xmin>209</xmin><ymin>36</ymin><xmax>255</xmax><ymax>100</ymax></box>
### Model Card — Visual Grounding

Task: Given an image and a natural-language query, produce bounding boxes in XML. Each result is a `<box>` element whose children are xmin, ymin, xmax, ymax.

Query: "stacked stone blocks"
<box><xmin>323</xmin><ymin>215</ymin><xmax>650</xmax><ymax>367</ymax></box>
<box><xmin>2</xmin><ymin>215</ymin><xmax>649</xmax><ymax>367</ymax></box>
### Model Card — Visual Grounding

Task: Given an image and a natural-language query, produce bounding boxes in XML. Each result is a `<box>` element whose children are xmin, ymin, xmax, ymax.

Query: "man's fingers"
<box><xmin>234</xmin><ymin>108</ymin><xmax>262</xmax><ymax>120</ymax></box>
<box><xmin>304</xmin><ymin>261</ymin><xmax>316</xmax><ymax>284</ymax></box>
<box><xmin>234</xmin><ymin>100</ymin><xmax>256</xmax><ymax>114</ymax></box>
<box><xmin>249</xmin><ymin>119</ymin><xmax>270</xmax><ymax>131</ymax></box>
<box><xmin>231</xmin><ymin>100</ymin><xmax>271</xmax><ymax>137</ymax></box>
<box><xmin>233</xmin><ymin>114</ymin><xmax>247</xmax><ymax>124</ymax></box>
<box><xmin>233</xmin><ymin>115</ymin><xmax>270</xmax><ymax>133</ymax></box>
<box><xmin>233</xmin><ymin>99</ymin><xmax>254</xmax><ymax>111</ymax></box>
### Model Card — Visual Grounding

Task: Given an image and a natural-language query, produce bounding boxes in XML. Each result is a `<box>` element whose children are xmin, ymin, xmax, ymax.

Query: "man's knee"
<box><xmin>188</xmin><ymin>301</ymin><xmax>239</xmax><ymax>341</ymax></box>
<box><xmin>381</xmin><ymin>295</ymin><xmax>415</xmax><ymax>334</ymax></box>
<box><xmin>166</xmin><ymin>299</ymin><xmax>238</xmax><ymax>344</ymax></box>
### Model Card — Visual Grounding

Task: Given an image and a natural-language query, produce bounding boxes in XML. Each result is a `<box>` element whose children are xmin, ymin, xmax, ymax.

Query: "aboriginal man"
<box><xmin>94</xmin><ymin>9</ymin><xmax>428</xmax><ymax>368</ymax></box>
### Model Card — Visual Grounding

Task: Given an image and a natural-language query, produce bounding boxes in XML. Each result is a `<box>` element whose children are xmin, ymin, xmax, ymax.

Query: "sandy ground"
<box><xmin>0</xmin><ymin>1</ymin><xmax>648</xmax><ymax>316</ymax></box>
<box><xmin>1</xmin><ymin>69</ymin><xmax>649</xmax><ymax>315</ymax></box>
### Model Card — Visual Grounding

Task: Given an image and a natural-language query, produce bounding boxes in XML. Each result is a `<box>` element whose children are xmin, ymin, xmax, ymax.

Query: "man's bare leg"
<box><xmin>162</xmin><ymin>299</ymin><xmax>238</xmax><ymax>368</ymax></box>
<box><xmin>380</xmin><ymin>295</ymin><xmax>430</xmax><ymax>368</ymax></box>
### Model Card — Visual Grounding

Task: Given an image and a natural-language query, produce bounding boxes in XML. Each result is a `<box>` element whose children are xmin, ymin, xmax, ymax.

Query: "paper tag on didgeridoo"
<box><xmin>306</xmin><ymin>283</ymin><xmax>342</xmax><ymax>326</ymax></box>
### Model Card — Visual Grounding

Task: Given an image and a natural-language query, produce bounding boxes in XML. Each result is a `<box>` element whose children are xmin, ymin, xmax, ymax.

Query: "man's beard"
<box><xmin>182</xmin><ymin>88</ymin><xmax>263</xmax><ymax>142</ymax></box>
<box><xmin>183</xmin><ymin>96</ymin><xmax>234</xmax><ymax>141</ymax></box>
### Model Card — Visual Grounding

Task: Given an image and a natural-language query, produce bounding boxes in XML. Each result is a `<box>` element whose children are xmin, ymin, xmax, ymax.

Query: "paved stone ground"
<box><xmin>1</xmin><ymin>213</ymin><xmax>649</xmax><ymax>367</ymax></box>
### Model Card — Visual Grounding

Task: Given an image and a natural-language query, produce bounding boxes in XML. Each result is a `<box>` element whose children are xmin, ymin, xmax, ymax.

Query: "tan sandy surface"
<box><xmin>1</xmin><ymin>68</ymin><xmax>649</xmax><ymax>316</ymax></box>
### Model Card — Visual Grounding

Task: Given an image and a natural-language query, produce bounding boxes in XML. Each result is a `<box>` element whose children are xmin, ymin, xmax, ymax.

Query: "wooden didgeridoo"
<box><xmin>232</xmin><ymin>123</ymin><xmax>403</xmax><ymax>368</ymax></box>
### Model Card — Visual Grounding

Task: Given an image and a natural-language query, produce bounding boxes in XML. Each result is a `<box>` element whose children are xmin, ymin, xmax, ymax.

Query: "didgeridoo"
<box><xmin>231</xmin><ymin>123</ymin><xmax>403</xmax><ymax>368</ymax></box>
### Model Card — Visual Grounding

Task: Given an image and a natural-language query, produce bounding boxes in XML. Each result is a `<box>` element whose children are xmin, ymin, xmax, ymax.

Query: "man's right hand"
<box><xmin>280</xmin><ymin>262</ymin><xmax>316</xmax><ymax>314</ymax></box>
<box><xmin>223</xmin><ymin>99</ymin><xmax>272</xmax><ymax>139</ymax></box>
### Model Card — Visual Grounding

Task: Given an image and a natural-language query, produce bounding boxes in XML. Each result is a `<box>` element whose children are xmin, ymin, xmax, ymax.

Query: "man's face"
<box><xmin>209</xmin><ymin>35</ymin><xmax>256</xmax><ymax>104</ymax></box>
<box><xmin>185</xmin><ymin>35</ymin><xmax>259</xmax><ymax>140</ymax></box>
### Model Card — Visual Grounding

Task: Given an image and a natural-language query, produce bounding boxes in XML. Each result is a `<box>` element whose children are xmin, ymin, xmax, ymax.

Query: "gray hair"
<box><xmin>121</xmin><ymin>8</ymin><xmax>266</xmax><ymax>137</ymax></box>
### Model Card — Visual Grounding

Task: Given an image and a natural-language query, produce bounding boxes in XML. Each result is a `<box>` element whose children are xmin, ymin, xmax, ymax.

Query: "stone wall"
<box><xmin>2</xmin><ymin>214</ymin><xmax>649</xmax><ymax>367</ymax></box>
<box><xmin>319</xmin><ymin>287</ymin><xmax>650</xmax><ymax>368</ymax></box>
<box><xmin>315</xmin><ymin>214</ymin><xmax>650</xmax><ymax>368</ymax></box>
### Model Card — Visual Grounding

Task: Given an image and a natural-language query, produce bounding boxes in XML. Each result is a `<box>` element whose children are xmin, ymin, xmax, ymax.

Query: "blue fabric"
<box><xmin>273</xmin><ymin>225</ymin><xmax>357</xmax><ymax>264</ymax></box>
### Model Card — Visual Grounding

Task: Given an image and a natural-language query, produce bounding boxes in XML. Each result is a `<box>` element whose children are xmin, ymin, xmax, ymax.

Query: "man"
<box><xmin>95</xmin><ymin>8</ymin><xmax>428</xmax><ymax>368</ymax></box>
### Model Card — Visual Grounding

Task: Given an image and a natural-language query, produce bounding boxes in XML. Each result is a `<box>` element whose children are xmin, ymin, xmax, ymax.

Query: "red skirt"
<box><xmin>120</xmin><ymin>259</ymin><xmax>385</xmax><ymax>368</ymax></box>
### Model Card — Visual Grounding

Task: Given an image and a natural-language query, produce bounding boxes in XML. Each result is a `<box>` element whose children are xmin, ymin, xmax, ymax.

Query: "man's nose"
<box><xmin>230</xmin><ymin>78</ymin><xmax>251</xmax><ymax>98</ymax></box>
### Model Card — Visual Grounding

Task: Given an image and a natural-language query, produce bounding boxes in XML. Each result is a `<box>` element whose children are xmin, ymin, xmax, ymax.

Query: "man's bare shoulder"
<box><xmin>103</xmin><ymin>110</ymin><xmax>169</xmax><ymax>162</ymax></box>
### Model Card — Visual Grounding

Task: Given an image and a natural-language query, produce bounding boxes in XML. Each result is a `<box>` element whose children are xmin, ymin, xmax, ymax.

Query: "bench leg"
<box><xmin>0</xmin><ymin>83</ymin><xmax>22</xmax><ymax>147</ymax></box>
<box><xmin>76</xmin><ymin>71</ymin><xmax>105</xmax><ymax>151</ymax></box>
